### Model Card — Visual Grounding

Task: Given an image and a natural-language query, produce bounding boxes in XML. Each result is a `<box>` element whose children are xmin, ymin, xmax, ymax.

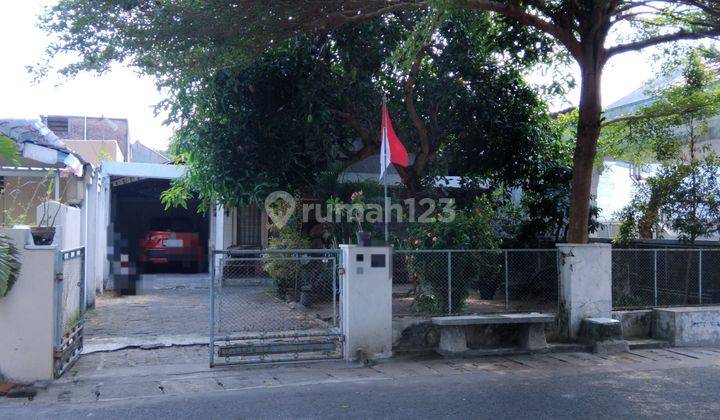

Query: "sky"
<box><xmin>0</xmin><ymin>1</ymin><xmax>173</xmax><ymax>151</ymax></box>
<box><xmin>0</xmin><ymin>2</ymin><xmax>670</xmax><ymax>152</ymax></box>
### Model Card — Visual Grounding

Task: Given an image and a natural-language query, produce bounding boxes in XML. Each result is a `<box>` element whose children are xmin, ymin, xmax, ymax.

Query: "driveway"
<box><xmin>83</xmin><ymin>273</ymin><xmax>335</xmax><ymax>353</ymax></box>
<box><xmin>83</xmin><ymin>274</ymin><xmax>211</xmax><ymax>352</ymax></box>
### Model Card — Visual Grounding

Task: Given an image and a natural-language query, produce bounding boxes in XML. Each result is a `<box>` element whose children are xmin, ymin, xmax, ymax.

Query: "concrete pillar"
<box><xmin>557</xmin><ymin>243</ymin><xmax>612</xmax><ymax>340</ymax></box>
<box><xmin>214</xmin><ymin>205</ymin><xmax>225</xmax><ymax>252</ymax></box>
<box><xmin>213</xmin><ymin>205</ymin><xmax>225</xmax><ymax>273</ymax></box>
<box><xmin>340</xmin><ymin>245</ymin><xmax>393</xmax><ymax>361</ymax></box>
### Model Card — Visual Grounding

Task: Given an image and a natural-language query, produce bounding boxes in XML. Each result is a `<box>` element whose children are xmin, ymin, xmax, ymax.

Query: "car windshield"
<box><xmin>148</xmin><ymin>217</ymin><xmax>194</xmax><ymax>232</ymax></box>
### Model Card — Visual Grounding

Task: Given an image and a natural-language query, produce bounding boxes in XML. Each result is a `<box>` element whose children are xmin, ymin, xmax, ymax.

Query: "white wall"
<box><xmin>85</xmin><ymin>172</ymin><xmax>110</xmax><ymax>301</ymax></box>
<box><xmin>0</xmin><ymin>228</ymin><xmax>56</xmax><ymax>382</ymax></box>
<box><xmin>210</xmin><ymin>205</ymin><xmax>235</xmax><ymax>251</ymax></box>
<box><xmin>82</xmin><ymin>174</ymin><xmax>95</xmax><ymax>306</ymax></box>
<box><xmin>82</xmin><ymin>172</ymin><xmax>110</xmax><ymax>299</ymax></box>
<box><xmin>36</xmin><ymin>201</ymin><xmax>82</xmax><ymax>250</ymax></box>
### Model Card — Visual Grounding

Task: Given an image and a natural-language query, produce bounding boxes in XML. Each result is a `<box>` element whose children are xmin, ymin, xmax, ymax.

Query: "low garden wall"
<box><xmin>0</xmin><ymin>228</ymin><xmax>57</xmax><ymax>382</ymax></box>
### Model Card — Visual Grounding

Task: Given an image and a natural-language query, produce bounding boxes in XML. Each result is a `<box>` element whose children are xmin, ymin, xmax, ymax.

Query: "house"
<box><xmin>63</xmin><ymin>140</ymin><xmax>124</xmax><ymax>166</ymax></box>
<box><xmin>0</xmin><ymin>119</ymin><xmax>88</xmax><ymax>226</ymax></box>
<box><xmin>591</xmin><ymin>70</ymin><xmax>720</xmax><ymax>240</ymax></box>
<box><xmin>41</xmin><ymin>115</ymin><xmax>130</xmax><ymax>161</ymax></box>
<box><xmin>1</xmin><ymin>115</ymin><xmax>269</xmax><ymax>299</ymax></box>
<box><xmin>129</xmin><ymin>141</ymin><xmax>170</xmax><ymax>164</ymax></box>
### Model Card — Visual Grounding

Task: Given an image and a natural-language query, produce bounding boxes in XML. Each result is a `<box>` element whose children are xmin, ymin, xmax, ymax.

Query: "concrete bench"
<box><xmin>431</xmin><ymin>313</ymin><xmax>555</xmax><ymax>354</ymax></box>
<box><xmin>654</xmin><ymin>306</ymin><xmax>720</xmax><ymax>346</ymax></box>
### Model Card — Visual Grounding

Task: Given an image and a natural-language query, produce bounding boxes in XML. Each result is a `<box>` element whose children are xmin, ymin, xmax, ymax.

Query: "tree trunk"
<box><xmin>638</xmin><ymin>198</ymin><xmax>661</xmax><ymax>239</ymax></box>
<box><xmin>395</xmin><ymin>165</ymin><xmax>420</xmax><ymax>198</ymax></box>
<box><xmin>566</xmin><ymin>62</ymin><xmax>604</xmax><ymax>243</ymax></box>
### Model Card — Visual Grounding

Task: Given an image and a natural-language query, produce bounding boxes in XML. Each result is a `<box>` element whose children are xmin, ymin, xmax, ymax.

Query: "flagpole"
<box><xmin>379</xmin><ymin>95</ymin><xmax>408</xmax><ymax>245</ymax></box>
<box><xmin>384</xmin><ymin>163</ymin><xmax>389</xmax><ymax>243</ymax></box>
<box><xmin>382</xmin><ymin>96</ymin><xmax>389</xmax><ymax>243</ymax></box>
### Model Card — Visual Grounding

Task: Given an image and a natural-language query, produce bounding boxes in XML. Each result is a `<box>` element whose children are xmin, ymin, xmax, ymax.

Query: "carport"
<box><xmin>80</xmin><ymin>162</ymin><xmax>257</xmax><ymax>352</ymax></box>
<box><xmin>101</xmin><ymin>162</ymin><xmax>212</xmax><ymax>291</ymax></box>
<box><xmin>80</xmin><ymin>162</ymin><xmax>216</xmax><ymax>352</ymax></box>
<box><xmin>112</xmin><ymin>178</ymin><xmax>208</xmax><ymax>273</ymax></box>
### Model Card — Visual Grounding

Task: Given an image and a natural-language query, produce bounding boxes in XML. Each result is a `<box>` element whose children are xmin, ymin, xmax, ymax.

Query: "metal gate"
<box><xmin>210</xmin><ymin>249</ymin><xmax>343</xmax><ymax>366</ymax></box>
<box><xmin>54</xmin><ymin>246</ymin><xmax>86</xmax><ymax>378</ymax></box>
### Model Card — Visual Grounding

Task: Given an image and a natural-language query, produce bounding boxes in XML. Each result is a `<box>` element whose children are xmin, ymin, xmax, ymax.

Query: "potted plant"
<box><xmin>350</xmin><ymin>191</ymin><xmax>371</xmax><ymax>246</ymax></box>
<box><xmin>326</xmin><ymin>190</ymin><xmax>371</xmax><ymax>246</ymax></box>
<box><xmin>31</xmin><ymin>173</ymin><xmax>62</xmax><ymax>246</ymax></box>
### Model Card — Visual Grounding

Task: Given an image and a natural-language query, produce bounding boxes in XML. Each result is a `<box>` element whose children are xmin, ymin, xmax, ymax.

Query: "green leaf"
<box><xmin>0</xmin><ymin>135</ymin><xmax>19</xmax><ymax>166</ymax></box>
<box><xmin>0</xmin><ymin>234</ymin><xmax>21</xmax><ymax>298</ymax></box>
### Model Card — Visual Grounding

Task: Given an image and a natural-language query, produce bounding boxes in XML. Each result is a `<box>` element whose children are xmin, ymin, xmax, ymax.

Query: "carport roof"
<box><xmin>101</xmin><ymin>161</ymin><xmax>185</xmax><ymax>179</ymax></box>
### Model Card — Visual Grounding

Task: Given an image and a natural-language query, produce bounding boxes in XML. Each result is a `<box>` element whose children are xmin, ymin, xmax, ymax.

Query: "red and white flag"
<box><xmin>379</xmin><ymin>102</ymin><xmax>409</xmax><ymax>179</ymax></box>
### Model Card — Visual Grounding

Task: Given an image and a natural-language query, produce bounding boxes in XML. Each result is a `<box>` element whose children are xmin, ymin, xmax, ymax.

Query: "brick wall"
<box><xmin>42</xmin><ymin>116</ymin><xmax>129</xmax><ymax>161</ymax></box>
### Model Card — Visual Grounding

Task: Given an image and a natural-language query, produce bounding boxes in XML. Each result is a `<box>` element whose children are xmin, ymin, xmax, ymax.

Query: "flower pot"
<box><xmin>30</xmin><ymin>226</ymin><xmax>56</xmax><ymax>246</ymax></box>
<box><xmin>356</xmin><ymin>230</ymin><xmax>371</xmax><ymax>247</ymax></box>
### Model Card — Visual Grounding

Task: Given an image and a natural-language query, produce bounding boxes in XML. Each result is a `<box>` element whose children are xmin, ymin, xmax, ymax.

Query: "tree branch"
<box><xmin>299</xmin><ymin>1</ymin><xmax>426</xmax><ymax>30</ymax></box>
<box><xmin>464</xmin><ymin>0</ymin><xmax>582</xmax><ymax>59</ymax></box>
<box><xmin>602</xmin><ymin>100</ymin><xmax>720</xmax><ymax>127</ymax></box>
<box><xmin>606</xmin><ymin>29</ymin><xmax>720</xmax><ymax>60</ymax></box>
<box><xmin>405</xmin><ymin>48</ymin><xmax>431</xmax><ymax>178</ymax></box>
<box><xmin>551</xmin><ymin>106</ymin><xmax>576</xmax><ymax>118</ymax></box>
<box><xmin>329</xmin><ymin>108</ymin><xmax>376</xmax><ymax>158</ymax></box>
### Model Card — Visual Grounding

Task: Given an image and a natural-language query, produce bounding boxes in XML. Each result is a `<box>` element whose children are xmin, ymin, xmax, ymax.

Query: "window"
<box><xmin>46</xmin><ymin>116</ymin><xmax>69</xmax><ymax>136</ymax></box>
<box><xmin>236</xmin><ymin>205</ymin><xmax>261</xmax><ymax>246</ymax></box>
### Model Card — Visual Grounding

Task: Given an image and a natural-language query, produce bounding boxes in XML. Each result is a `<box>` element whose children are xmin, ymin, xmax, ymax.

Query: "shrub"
<box><xmin>404</xmin><ymin>196</ymin><xmax>500</xmax><ymax>313</ymax></box>
<box><xmin>263</xmin><ymin>227</ymin><xmax>311</xmax><ymax>300</ymax></box>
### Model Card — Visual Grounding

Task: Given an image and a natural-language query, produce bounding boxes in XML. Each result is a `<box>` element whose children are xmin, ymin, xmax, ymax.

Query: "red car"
<box><xmin>139</xmin><ymin>216</ymin><xmax>205</xmax><ymax>272</ymax></box>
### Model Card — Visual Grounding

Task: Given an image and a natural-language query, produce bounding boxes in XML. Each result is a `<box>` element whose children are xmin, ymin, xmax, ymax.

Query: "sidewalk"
<box><xmin>8</xmin><ymin>345</ymin><xmax>720</xmax><ymax>405</ymax></box>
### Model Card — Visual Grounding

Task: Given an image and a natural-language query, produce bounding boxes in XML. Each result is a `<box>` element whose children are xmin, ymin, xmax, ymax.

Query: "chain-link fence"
<box><xmin>210</xmin><ymin>249</ymin><xmax>341</xmax><ymax>365</ymax></box>
<box><xmin>612</xmin><ymin>249</ymin><xmax>720</xmax><ymax>309</ymax></box>
<box><xmin>392</xmin><ymin>249</ymin><xmax>559</xmax><ymax>316</ymax></box>
<box><xmin>54</xmin><ymin>247</ymin><xmax>85</xmax><ymax>378</ymax></box>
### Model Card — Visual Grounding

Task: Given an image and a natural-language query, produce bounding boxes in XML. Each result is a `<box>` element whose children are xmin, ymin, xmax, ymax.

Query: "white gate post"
<box><xmin>213</xmin><ymin>204</ymin><xmax>226</xmax><ymax>274</ymax></box>
<box><xmin>340</xmin><ymin>245</ymin><xmax>393</xmax><ymax>361</ymax></box>
<box><xmin>557</xmin><ymin>243</ymin><xmax>612</xmax><ymax>340</ymax></box>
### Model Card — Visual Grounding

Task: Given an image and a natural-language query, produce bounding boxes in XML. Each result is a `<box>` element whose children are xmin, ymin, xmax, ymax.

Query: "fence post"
<box><xmin>332</xmin><ymin>255</ymin><xmax>338</xmax><ymax>326</ymax></box>
<box><xmin>504</xmin><ymin>250</ymin><xmax>509</xmax><ymax>311</ymax></box>
<box><xmin>54</xmin><ymin>250</ymin><xmax>63</xmax><ymax>350</ymax></box>
<box><xmin>654</xmin><ymin>250</ymin><xmax>658</xmax><ymax>307</ymax></box>
<box><xmin>80</xmin><ymin>248</ymin><xmax>86</xmax><ymax>318</ymax></box>
<box><xmin>699</xmin><ymin>250</ymin><xmax>703</xmax><ymax>305</ymax></box>
<box><xmin>209</xmin><ymin>251</ymin><xmax>216</xmax><ymax>367</ymax></box>
<box><xmin>447</xmin><ymin>251</ymin><xmax>452</xmax><ymax>315</ymax></box>
<box><xmin>556</xmin><ymin>244</ymin><xmax>612</xmax><ymax>340</ymax></box>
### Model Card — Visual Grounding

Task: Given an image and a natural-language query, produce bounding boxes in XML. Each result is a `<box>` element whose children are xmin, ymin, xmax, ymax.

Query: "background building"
<box><xmin>41</xmin><ymin>115</ymin><xmax>130</xmax><ymax>161</ymax></box>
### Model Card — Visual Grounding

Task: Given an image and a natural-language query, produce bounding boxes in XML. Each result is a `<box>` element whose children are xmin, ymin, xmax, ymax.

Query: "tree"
<box><xmin>613</xmin><ymin>53</ymin><xmax>720</xmax><ymax>244</ymax></box>
<box><xmin>39</xmin><ymin>1</ymin><xmax>720</xmax><ymax>242</ymax></box>
<box><xmin>163</xmin><ymin>13</ymin><xmax>558</xmax><ymax>209</ymax></box>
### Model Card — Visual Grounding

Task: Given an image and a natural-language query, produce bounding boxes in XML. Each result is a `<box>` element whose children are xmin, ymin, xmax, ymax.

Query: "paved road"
<box><xmin>4</xmin><ymin>347</ymin><xmax>720</xmax><ymax>419</ymax></box>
